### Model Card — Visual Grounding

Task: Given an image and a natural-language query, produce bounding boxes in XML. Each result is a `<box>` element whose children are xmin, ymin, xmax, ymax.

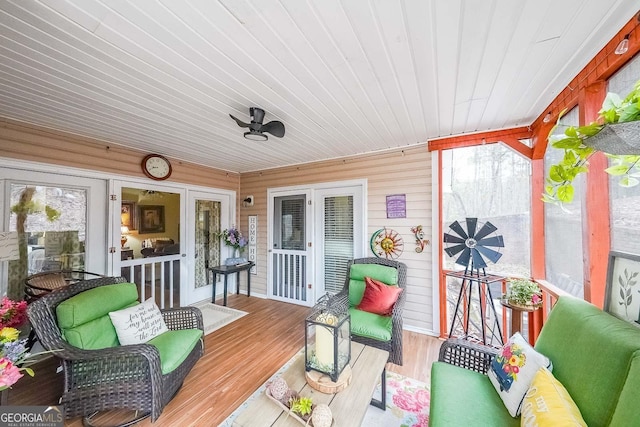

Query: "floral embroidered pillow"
<box><xmin>488</xmin><ymin>332</ymin><xmax>552</xmax><ymax>417</ymax></box>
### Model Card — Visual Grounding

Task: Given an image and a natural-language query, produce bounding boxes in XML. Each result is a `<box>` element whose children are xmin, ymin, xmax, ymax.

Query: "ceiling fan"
<box><xmin>229</xmin><ymin>107</ymin><xmax>285</xmax><ymax>141</ymax></box>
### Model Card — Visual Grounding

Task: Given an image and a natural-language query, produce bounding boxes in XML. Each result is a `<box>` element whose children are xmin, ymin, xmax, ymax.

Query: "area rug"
<box><xmin>218</xmin><ymin>350</ymin><xmax>429</xmax><ymax>427</ymax></box>
<box><xmin>191</xmin><ymin>301</ymin><xmax>247</xmax><ymax>335</ymax></box>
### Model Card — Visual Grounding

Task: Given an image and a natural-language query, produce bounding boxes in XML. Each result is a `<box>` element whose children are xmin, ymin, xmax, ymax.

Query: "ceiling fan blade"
<box><xmin>229</xmin><ymin>114</ymin><xmax>250</xmax><ymax>128</ymax></box>
<box><xmin>476</xmin><ymin>245</ymin><xmax>503</xmax><ymax>264</ymax></box>
<box><xmin>444</xmin><ymin>243</ymin><xmax>466</xmax><ymax>257</ymax></box>
<box><xmin>449</xmin><ymin>221</ymin><xmax>468</xmax><ymax>240</ymax></box>
<box><xmin>261</xmin><ymin>120</ymin><xmax>285</xmax><ymax>138</ymax></box>
<box><xmin>474</xmin><ymin>221</ymin><xmax>497</xmax><ymax>241</ymax></box>
<box><xmin>466</xmin><ymin>218</ymin><xmax>478</xmax><ymax>238</ymax></box>
<box><xmin>455</xmin><ymin>248</ymin><xmax>471</xmax><ymax>267</ymax></box>
<box><xmin>477</xmin><ymin>235</ymin><xmax>504</xmax><ymax>248</ymax></box>
<box><xmin>470</xmin><ymin>248</ymin><xmax>488</xmax><ymax>269</ymax></box>
<box><xmin>443</xmin><ymin>233</ymin><xmax>465</xmax><ymax>244</ymax></box>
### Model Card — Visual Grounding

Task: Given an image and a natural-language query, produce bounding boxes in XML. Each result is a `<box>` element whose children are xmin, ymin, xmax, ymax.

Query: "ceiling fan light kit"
<box><xmin>230</xmin><ymin>107</ymin><xmax>285</xmax><ymax>141</ymax></box>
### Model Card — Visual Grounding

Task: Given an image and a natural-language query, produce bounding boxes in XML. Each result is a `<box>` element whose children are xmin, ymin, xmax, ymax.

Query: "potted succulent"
<box><xmin>503</xmin><ymin>278</ymin><xmax>542</xmax><ymax>310</ymax></box>
<box><xmin>543</xmin><ymin>79</ymin><xmax>640</xmax><ymax>204</ymax></box>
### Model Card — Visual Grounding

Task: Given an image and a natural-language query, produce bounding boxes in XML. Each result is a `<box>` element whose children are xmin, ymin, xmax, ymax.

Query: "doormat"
<box><xmin>191</xmin><ymin>301</ymin><xmax>247</xmax><ymax>335</ymax></box>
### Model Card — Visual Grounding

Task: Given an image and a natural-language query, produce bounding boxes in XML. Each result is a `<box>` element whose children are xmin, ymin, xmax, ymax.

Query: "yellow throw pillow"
<box><xmin>521</xmin><ymin>367</ymin><xmax>586</xmax><ymax>427</ymax></box>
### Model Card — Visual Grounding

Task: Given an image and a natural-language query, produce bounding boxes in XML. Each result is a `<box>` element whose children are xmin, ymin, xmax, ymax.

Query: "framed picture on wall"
<box><xmin>121</xmin><ymin>201</ymin><xmax>137</xmax><ymax>230</ymax></box>
<box><xmin>604</xmin><ymin>251</ymin><xmax>640</xmax><ymax>325</ymax></box>
<box><xmin>139</xmin><ymin>205</ymin><xmax>165</xmax><ymax>234</ymax></box>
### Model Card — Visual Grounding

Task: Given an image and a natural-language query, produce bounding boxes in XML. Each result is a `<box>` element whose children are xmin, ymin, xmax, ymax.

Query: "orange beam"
<box><xmin>428</xmin><ymin>127</ymin><xmax>531</xmax><ymax>152</ymax></box>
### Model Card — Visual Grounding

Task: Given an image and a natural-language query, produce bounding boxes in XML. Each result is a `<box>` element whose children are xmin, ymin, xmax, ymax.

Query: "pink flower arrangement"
<box><xmin>0</xmin><ymin>297</ymin><xmax>27</xmax><ymax>329</ymax></box>
<box><xmin>0</xmin><ymin>326</ymin><xmax>34</xmax><ymax>391</ymax></box>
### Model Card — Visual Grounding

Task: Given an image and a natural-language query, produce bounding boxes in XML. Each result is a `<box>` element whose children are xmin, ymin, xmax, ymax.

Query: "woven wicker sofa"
<box><xmin>27</xmin><ymin>276</ymin><xmax>204</xmax><ymax>423</ymax></box>
<box><xmin>430</xmin><ymin>296</ymin><xmax>640</xmax><ymax>426</ymax></box>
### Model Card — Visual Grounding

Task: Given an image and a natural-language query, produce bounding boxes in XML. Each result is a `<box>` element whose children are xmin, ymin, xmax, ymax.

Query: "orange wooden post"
<box><xmin>580</xmin><ymin>82</ymin><xmax>610</xmax><ymax>308</ymax></box>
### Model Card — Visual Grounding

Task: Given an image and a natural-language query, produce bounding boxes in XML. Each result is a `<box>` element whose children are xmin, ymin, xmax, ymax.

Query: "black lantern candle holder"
<box><xmin>305</xmin><ymin>294</ymin><xmax>351</xmax><ymax>382</ymax></box>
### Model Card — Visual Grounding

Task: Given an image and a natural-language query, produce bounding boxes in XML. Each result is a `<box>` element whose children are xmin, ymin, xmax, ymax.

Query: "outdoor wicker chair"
<box><xmin>27</xmin><ymin>276</ymin><xmax>204</xmax><ymax>424</ymax></box>
<box><xmin>334</xmin><ymin>257</ymin><xmax>407</xmax><ymax>365</ymax></box>
<box><xmin>24</xmin><ymin>269</ymin><xmax>105</xmax><ymax>302</ymax></box>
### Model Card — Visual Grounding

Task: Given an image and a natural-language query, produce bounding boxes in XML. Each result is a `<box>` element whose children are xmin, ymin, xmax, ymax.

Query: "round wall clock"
<box><xmin>141</xmin><ymin>154</ymin><xmax>172</xmax><ymax>180</ymax></box>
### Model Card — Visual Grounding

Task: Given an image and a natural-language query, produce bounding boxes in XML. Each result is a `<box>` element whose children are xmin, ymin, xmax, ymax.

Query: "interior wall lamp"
<box><xmin>542</xmin><ymin>112</ymin><xmax>553</xmax><ymax>123</ymax></box>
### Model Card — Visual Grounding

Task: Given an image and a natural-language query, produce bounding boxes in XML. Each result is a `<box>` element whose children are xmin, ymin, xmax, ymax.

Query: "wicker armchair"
<box><xmin>334</xmin><ymin>257</ymin><xmax>407</xmax><ymax>365</ymax></box>
<box><xmin>27</xmin><ymin>276</ymin><xmax>204</xmax><ymax>423</ymax></box>
<box><xmin>24</xmin><ymin>269</ymin><xmax>105</xmax><ymax>301</ymax></box>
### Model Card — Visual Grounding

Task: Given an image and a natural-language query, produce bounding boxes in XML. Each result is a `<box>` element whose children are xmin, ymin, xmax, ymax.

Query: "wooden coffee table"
<box><xmin>232</xmin><ymin>342</ymin><xmax>388</xmax><ymax>427</ymax></box>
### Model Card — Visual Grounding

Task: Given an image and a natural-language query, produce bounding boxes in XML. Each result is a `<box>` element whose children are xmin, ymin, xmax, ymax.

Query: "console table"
<box><xmin>208</xmin><ymin>262</ymin><xmax>254</xmax><ymax>306</ymax></box>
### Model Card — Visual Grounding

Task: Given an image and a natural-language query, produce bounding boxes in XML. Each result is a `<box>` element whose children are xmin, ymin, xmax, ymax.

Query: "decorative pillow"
<box><xmin>520</xmin><ymin>367</ymin><xmax>586</xmax><ymax>427</ymax></box>
<box><xmin>355</xmin><ymin>276</ymin><xmax>402</xmax><ymax>316</ymax></box>
<box><xmin>488</xmin><ymin>332</ymin><xmax>552</xmax><ymax>417</ymax></box>
<box><xmin>108</xmin><ymin>298</ymin><xmax>169</xmax><ymax>345</ymax></box>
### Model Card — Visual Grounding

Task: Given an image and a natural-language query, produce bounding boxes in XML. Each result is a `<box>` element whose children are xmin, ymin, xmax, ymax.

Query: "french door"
<box><xmin>268</xmin><ymin>181</ymin><xmax>366</xmax><ymax>306</ymax></box>
<box><xmin>269</xmin><ymin>190</ymin><xmax>313</xmax><ymax>306</ymax></box>
<box><xmin>186</xmin><ymin>191</ymin><xmax>232</xmax><ymax>304</ymax></box>
<box><xmin>1</xmin><ymin>168</ymin><xmax>107</xmax><ymax>298</ymax></box>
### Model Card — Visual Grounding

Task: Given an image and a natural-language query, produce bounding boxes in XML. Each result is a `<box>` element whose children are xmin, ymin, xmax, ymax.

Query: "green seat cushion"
<box><xmin>348</xmin><ymin>264</ymin><xmax>398</xmax><ymax>306</ymax></box>
<box><xmin>349</xmin><ymin>307</ymin><xmax>392</xmax><ymax>341</ymax></box>
<box><xmin>610</xmin><ymin>354</ymin><xmax>640</xmax><ymax>426</ymax></box>
<box><xmin>535</xmin><ymin>297</ymin><xmax>640</xmax><ymax>427</ymax></box>
<box><xmin>147</xmin><ymin>329</ymin><xmax>203</xmax><ymax>375</ymax></box>
<box><xmin>56</xmin><ymin>283</ymin><xmax>139</xmax><ymax>349</ymax></box>
<box><xmin>430</xmin><ymin>362</ymin><xmax>519</xmax><ymax>427</ymax></box>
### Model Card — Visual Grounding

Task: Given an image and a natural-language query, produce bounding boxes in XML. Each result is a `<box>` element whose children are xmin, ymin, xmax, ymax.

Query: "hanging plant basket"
<box><xmin>582</xmin><ymin>121</ymin><xmax>640</xmax><ymax>155</ymax></box>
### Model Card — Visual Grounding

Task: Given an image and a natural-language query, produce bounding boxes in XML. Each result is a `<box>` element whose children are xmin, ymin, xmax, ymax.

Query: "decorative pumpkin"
<box><xmin>268</xmin><ymin>377</ymin><xmax>289</xmax><ymax>401</ymax></box>
<box><xmin>311</xmin><ymin>403</ymin><xmax>332</xmax><ymax>427</ymax></box>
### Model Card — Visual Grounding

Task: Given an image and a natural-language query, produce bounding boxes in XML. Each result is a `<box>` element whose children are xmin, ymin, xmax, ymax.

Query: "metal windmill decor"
<box><xmin>443</xmin><ymin>218</ymin><xmax>505</xmax><ymax>346</ymax></box>
<box><xmin>444</xmin><ymin>218</ymin><xmax>504</xmax><ymax>272</ymax></box>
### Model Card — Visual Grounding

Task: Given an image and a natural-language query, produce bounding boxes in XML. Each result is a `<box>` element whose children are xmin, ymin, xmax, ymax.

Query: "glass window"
<box><xmin>608</xmin><ymin>53</ymin><xmax>640</xmax><ymax>253</ymax></box>
<box><xmin>9</xmin><ymin>184</ymin><xmax>87</xmax><ymax>297</ymax></box>
<box><xmin>442</xmin><ymin>144</ymin><xmax>531</xmax><ymax>344</ymax></box>
<box><xmin>323</xmin><ymin>195</ymin><xmax>354</xmax><ymax>293</ymax></box>
<box><xmin>544</xmin><ymin>107</ymin><xmax>585</xmax><ymax>298</ymax></box>
<box><xmin>442</xmin><ymin>144</ymin><xmax>531</xmax><ymax>276</ymax></box>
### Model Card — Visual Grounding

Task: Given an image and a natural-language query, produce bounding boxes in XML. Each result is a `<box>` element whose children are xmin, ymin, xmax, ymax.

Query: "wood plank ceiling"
<box><xmin>0</xmin><ymin>0</ymin><xmax>637</xmax><ymax>173</ymax></box>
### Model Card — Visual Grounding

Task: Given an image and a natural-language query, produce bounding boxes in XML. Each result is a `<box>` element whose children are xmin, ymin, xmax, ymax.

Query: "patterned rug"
<box><xmin>219</xmin><ymin>351</ymin><xmax>430</xmax><ymax>427</ymax></box>
<box><xmin>191</xmin><ymin>301</ymin><xmax>247</xmax><ymax>335</ymax></box>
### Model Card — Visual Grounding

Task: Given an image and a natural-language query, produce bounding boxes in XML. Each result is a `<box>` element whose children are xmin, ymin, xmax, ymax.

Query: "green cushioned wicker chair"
<box><xmin>333</xmin><ymin>257</ymin><xmax>407</xmax><ymax>365</ymax></box>
<box><xmin>27</xmin><ymin>276</ymin><xmax>204</xmax><ymax>424</ymax></box>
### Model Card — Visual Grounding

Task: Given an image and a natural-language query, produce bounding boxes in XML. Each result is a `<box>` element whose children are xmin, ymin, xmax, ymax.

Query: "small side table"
<box><xmin>208</xmin><ymin>262</ymin><xmax>255</xmax><ymax>306</ymax></box>
<box><xmin>500</xmin><ymin>299</ymin><xmax>541</xmax><ymax>338</ymax></box>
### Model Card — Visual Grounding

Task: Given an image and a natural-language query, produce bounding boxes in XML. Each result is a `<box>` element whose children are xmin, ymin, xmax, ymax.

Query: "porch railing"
<box><xmin>120</xmin><ymin>254</ymin><xmax>180</xmax><ymax>309</ymax></box>
<box><xmin>442</xmin><ymin>271</ymin><xmax>575</xmax><ymax>345</ymax></box>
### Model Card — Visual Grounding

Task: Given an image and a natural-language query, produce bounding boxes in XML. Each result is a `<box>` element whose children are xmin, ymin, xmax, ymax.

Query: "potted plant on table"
<box><xmin>544</xmin><ymin>79</ymin><xmax>640</xmax><ymax>204</ymax></box>
<box><xmin>503</xmin><ymin>278</ymin><xmax>542</xmax><ymax>310</ymax></box>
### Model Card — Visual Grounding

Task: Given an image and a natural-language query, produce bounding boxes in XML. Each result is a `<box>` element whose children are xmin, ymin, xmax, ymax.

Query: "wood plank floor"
<box><xmin>10</xmin><ymin>295</ymin><xmax>443</xmax><ymax>426</ymax></box>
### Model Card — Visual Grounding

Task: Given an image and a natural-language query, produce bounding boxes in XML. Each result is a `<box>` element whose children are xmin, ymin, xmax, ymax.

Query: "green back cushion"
<box><xmin>609</xmin><ymin>354</ymin><xmax>640</xmax><ymax>426</ymax></box>
<box><xmin>56</xmin><ymin>283</ymin><xmax>139</xmax><ymax>349</ymax></box>
<box><xmin>535</xmin><ymin>297</ymin><xmax>640</xmax><ymax>427</ymax></box>
<box><xmin>348</xmin><ymin>264</ymin><xmax>398</xmax><ymax>307</ymax></box>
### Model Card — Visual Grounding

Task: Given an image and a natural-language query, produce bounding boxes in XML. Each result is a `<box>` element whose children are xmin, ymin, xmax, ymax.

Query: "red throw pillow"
<box><xmin>356</xmin><ymin>276</ymin><xmax>402</xmax><ymax>316</ymax></box>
